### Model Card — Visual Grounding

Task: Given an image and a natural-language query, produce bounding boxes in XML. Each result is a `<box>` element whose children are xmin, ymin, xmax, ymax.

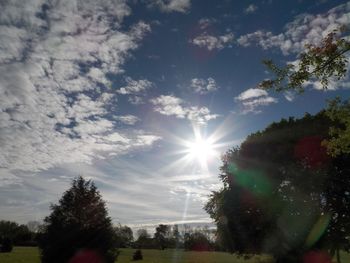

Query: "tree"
<box><xmin>205</xmin><ymin>112</ymin><xmax>350</xmax><ymax>262</ymax></box>
<box><xmin>259</xmin><ymin>27</ymin><xmax>350</xmax><ymax>93</ymax></box>
<box><xmin>154</xmin><ymin>224</ymin><xmax>170</xmax><ymax>250</ymax></box>
<box><xmin>114</xmin><ymin>224</ymin><xmax>133</xmax><ymax>248</ymax></box>
<box><xmin>38</xmin><ymin>176</ymin><xmax>118</xmax><ymax>263</ymax></box>
<box><xmin>0</xmin><ymin>220</ymin><xmax>34</xmax><ymax>246</ymax></box>
<box><xmin>258</xmin><ymin>27</ymin><xmax>350</xmax><ymax>156</ymax></box>
<box><xmin>135</xmin><ymin>229</ymin><xmax>153</xmax><ymax>249</ymax></box>
<box><xmin>323</xmin><ymin>98</ymin><xmax>350</xmax><ymax>156</ymax></box>
<box><xmin>184</xmin><ymin>231</ymin><xmax>212</xmax><ymax>251</ymax></box>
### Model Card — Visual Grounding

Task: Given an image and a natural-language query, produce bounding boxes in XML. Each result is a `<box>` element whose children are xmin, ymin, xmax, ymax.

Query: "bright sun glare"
<box><xmin>188</xmin><ymin>137</ymin><xmax>215</xmax><ymax>162</ymax></box>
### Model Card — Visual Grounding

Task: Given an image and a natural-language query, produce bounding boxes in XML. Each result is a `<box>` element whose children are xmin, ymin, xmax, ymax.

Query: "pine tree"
<box><xmin>39</xmin><ymin>176</ymin><xmax>118</xmax><ymax>263</ymax></box>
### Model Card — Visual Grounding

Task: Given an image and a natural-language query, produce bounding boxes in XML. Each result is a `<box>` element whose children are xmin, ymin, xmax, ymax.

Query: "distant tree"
<box><xmin>154</xmin><ymin>224</ymin><xmax>170</xmax><ymax>250</ymax></box>
<box><xmin>38</xmin><ymin>176</ymin><xmax>118</xmax><ymax>263</ymax></box>
<box><xmin>184</xmin><ymin>231</ymin><xmax>211</xmax><ymax>251</ymax></box>
<box><xmin>0</xmin><ymin>220</ymin><xmax>33</xmax><ymax>246</ymax></box>
<box><xmin>135</xmin><ymin>229</ymin><xmax>153</xmax><ymax>249</ymax></box>
<box><xmin>205</xmin><ymin>112</ymin><xmax>350</xmax><ymax>262</ymax></box>
<box><xmin>114</xmin><ymin>224</ymin><xmax>133</xmax><ymax>248</ymax></box>
<box><xmin>170</xmin><ymin>224</ymin><xmax>181</xmax><ymax>248</ymax></box>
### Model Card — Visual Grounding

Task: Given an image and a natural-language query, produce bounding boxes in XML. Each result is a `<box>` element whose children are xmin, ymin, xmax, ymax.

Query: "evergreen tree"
<box><xmin>39</xmin><ymin>176</ymin><xmax>118</xmax><ymax>263</ymax></box>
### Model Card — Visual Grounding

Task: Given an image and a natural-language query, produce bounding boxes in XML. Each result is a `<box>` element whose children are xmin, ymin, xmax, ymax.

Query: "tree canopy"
<box><xmin>205</xmin><ymin>111</ymin><xmax>350</xmax><ymax>262</ymax></box>
<box><xmin>258</xmin><ymin>27</ymin><xmax>350</xmax><ymax>157</ymax></box>
<box><xmin>38</xmin><ymin>176</ymin><xmax>118</xmax><ymax>263</ymax></box>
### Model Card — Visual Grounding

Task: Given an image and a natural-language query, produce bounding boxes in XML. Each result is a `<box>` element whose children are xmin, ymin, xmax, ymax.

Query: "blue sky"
<box><xmin>0</xmin><ymin>0</ymin><xmax>349</xmax><ymax>230</ymax></box>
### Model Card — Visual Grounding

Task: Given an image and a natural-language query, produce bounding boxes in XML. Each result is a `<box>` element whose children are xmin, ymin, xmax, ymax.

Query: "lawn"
<box><xmin>0</xmin><ymin>247</ymin><xmax>272</xmax><ymax>263</ymax></box>
<box><xmin>1</xmin><ymin>247</ymin><xmax>349</xmax><ymax>263</ymax></box>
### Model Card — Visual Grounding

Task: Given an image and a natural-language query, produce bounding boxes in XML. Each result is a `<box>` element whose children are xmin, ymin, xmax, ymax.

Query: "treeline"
<box><xmin>132</xmin><ymin>224</ymin><xmax>220</xmax><ymax>251</ymax></box>
<box><xmin>0</xmin><ymin>220</ymin><xmax>220</xmax><ymax>252</ymax></box>
<box><xmin>0</xmin><ymin>220</ymin><xmax>40</xmax><ymax>251</ymax></box>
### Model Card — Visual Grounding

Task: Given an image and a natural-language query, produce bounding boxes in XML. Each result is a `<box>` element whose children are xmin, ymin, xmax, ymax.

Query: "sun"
<box><xmin>187</xmin><ymin>137</ymin><xmax>215</xmax><ymax>162</ymax></box>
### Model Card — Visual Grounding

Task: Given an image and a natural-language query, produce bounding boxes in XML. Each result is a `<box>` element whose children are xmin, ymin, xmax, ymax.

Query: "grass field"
<box><xmin>0</xmin><ymin>247</ymin><xmax>272</xmax><ymax>263</ymax></box>
<box><xmin>0</xmin><ymin>247</ymin><xmax>349</xmax><ymax>263</ymax></box>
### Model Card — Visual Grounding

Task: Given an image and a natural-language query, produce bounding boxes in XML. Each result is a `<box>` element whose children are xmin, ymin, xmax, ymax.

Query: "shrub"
<box><xmin>1</xmin><ymin>237</ymin><xmax>13</xmax><ymax>253</ymax></box>
<box><xmin>132</xmin><ymin>249</ymin><xmax>143</xmax><ymax>261</ymax></box>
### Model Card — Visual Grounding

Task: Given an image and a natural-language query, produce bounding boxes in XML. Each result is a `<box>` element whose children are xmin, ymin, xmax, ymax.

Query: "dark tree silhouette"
<box><xmin>205</xmin><ymin>111</ymin><xmax>350</xmax><ymax>263</ymax></box>
<box><xmin>154</xmin><ymin>224</ymin><xmax>170</xmax><ymax>250</ymax></box>
<box><xmin>38</xmin><ymin>176</ymin><xmax>118</xmax><ymax>263</ymax></box>
<box><xmin>114</xmin><ymin>224</ymin><xmax>133</xmax><ymax>248</ymax></box>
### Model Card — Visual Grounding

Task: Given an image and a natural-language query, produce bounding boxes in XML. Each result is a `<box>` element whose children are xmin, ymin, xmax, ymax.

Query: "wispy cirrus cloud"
<box><xmin>234</xmin><ymin>88</ymin><xmax>278</xmax><ymax>114</ymax></box>
<box><xmin>150</xmin><ymin>95</ymin><xmax>219</xmax><ymax>125</ymax></box>
<box><xmin>0</xmin><ymin>0</ymin><xmax>159</xmax><ymax>177</ymax></box>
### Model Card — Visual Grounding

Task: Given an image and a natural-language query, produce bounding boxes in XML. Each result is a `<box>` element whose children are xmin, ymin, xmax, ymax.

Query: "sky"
<box><xmin>0</xmin><ymin>0</ymin><xmax>350</xmax><ymax>230</ymax></box>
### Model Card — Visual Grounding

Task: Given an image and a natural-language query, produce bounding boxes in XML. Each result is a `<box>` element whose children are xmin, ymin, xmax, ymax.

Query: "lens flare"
<box><xmin>305</xmin><ymin>213</ymin><xmax>331</xmax><ymax>248</ymax></box>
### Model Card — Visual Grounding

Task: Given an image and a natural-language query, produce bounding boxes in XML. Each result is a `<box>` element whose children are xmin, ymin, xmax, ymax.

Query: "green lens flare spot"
<box><xmin>304</xmin><ymin>213</ymin><xmax>331</xmax><ymax>248</ymax></box>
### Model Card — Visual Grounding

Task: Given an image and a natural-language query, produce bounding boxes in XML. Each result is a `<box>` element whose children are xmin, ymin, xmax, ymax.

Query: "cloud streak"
<box><xmin>234</xmin><ymin>88</ymin><xmax>278</xmax><ymax>114</ymax></box>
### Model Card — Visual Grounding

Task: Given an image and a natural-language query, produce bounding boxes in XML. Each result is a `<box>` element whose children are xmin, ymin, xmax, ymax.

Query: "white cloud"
<box><xmin>0</xmin><ymin>0</ymin><xmax>159</xmax><ymax>176</ymax></box>
<box><xmin>114</xmin><ymin>115</ymin><xmax>140</xmax><ymax>125</ymax></box>
<box><xmin>190</xmin><ymin>77</ymin><xmax>218</xmax><ymax>94</ymax></box>
<box><xmin>190</xmin><ymin>32</ymin><xmax>234</xmax><ymax>51</ymax></box>
<box><xmin>235</xmin><ymin>88</ymin><xmax>278</xmax><ymax>114</ymax></box>
<box><xmin>237</xmin><ymin>2</ymin><xmax>350</xmax><ymax>55</ymax></box>
<box><xmin>284</xmin><ymin>91</ymin><xmax>296</xmax><ymax>102</ymax></box>
<box><xmin>234</xmin><ymin>88</ymin><xmax>268</xmax><ymax>100</ymax></box>
<box><xmin>150</xmin><ymin>95</ymin><xmax>219</xmax><ymax>125</ymax></box>
<box><xmin>128</xmin><ymin>96</ymin><xmax>145</xmax><ymax>105</ymax></box>
<box><xmin>245</xmin><ymin>4</ymin><xmax>258</xmax><ymax>14</ymax></box>
<box><xmin>148</xmin><ymin>0</ymin><xmax>191</xmax><ymax>13</ymax></box>
<box><xmin>117</xmin><ymin>77</ymin><xmax>153</xmax><ymax>95</ymax></box>
<box><xmin>198</xmin><ymin>18</ymin><xmax>216</xmax><ymax>29</ymax></box>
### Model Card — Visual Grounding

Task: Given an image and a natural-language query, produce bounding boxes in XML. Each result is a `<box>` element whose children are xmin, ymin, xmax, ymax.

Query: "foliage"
<box><xmin>259</xmin><ymin>27</ymin><xmax>350</xmax><ymax>93</ymax></box>
<box><xmin>258</xmin><ymin>27</ymin><xmax>350</xmax><ymax>157</ymax></box>
<box><xmin>0</xmin><ymin>220</ymin><xmax>35</xmax><ymax>246</ymax></box>
<box><xmin>323</xmin><ymin>98</ymin><xmax>350</xmax><ymax>156</ymax></box>
<box><xmin>154</xmin><ymin>224</ymin><xmax>171</xmax><ymax>250</ymax></box>
<box><xmin>135</xmin><ymin>229</ymin><xmax>154</xmax><ymax>249</ymax></box>
<box><xmin>184</xmin><ymin>231</ymin><xmax>212</xmax><ymax>251</ymax></box>
<box><xmin>115</xmin><ymin>224</ymin><xmax>133</xmax><ymax>248</ymax></box>
<box><xmin>205</xmin><ymin>112</ymin><xmax>350</xmax><ymax>262</ymax></box>
<box><xmin>0</xmin><ymin>237</ymin><xmax>13</xmax><ymax>253</ymax></box>
<box><xmin>38</xmin><ymin>176</ymin><xmax>118</xmax><ymax>263</ymax></box>
<box><xmin>132</xmin><ymin>249</ymin><xmax>143</xmax><ymax>260</ymax></box>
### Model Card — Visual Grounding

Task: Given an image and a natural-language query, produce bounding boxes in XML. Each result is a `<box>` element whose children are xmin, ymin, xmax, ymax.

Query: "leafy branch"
<box><xmin>259</xmin><ymin>27</ymin><xmax>350</xmax><ymax>93</ymax></box>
